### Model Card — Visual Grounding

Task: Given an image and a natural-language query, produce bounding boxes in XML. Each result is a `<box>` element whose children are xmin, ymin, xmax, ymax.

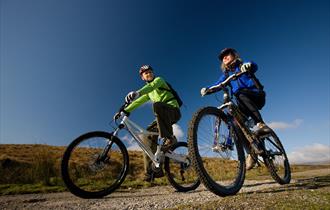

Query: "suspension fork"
<box><xmin>213</xmin><ymin>117</ymin><xmax>220</xmax><ymax>146</ymax></box>
<box><xmin>213</xmin><ymin>116</ymin><xmax>234</xmax><ymax>146</ymax></box>
<box><xmin>95</xmin><ymin>137</ymin><xmax>114</xmax><ymax>163</ymax></box>
<box><xmin>98</xmin><ymin>127</ymin><xmax>122</xmax><ymax>162</ymax></box>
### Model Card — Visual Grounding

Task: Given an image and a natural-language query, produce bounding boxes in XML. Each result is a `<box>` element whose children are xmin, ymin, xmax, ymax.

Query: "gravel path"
<box><xmin>0</xmin><ymin>168</ymin><xmax>329</xmax><ymax>210</ymax></box>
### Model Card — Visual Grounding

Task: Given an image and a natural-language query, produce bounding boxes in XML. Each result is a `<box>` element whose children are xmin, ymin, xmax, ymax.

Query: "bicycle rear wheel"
<box><xmin>260</xmin><ymin>131</ymin><xmax>291</xmax><ymax>184</ymax></box>
<box><xmin>61</xmin><ymin>131</ymin><xmax>129</xmax><ymax>198</ymax></box>
<box><xmin>188</xmin><ymin>107</ymin><xmax>246</xmax><ymax>196</ymax></box>
<box><xmin>164</xmin><ymin>142</ymin><xmax>200</xmax><ymax>192</ymax></box>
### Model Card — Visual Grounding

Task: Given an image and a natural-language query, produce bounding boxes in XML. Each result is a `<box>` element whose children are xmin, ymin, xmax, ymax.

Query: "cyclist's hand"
<box><xmin>125</xmin><ymin>91</ymin><xmax>139</xmax><ymax>104</ymax></box>
<box><xmin>240</xmin><ymin>62</ymin><xmax>252</xmax><ymax>73</ymax></box>
<box><xmin>200</xmin><ymin>87</ymin><xmax>208</xmax><ymax>97</ymax></box>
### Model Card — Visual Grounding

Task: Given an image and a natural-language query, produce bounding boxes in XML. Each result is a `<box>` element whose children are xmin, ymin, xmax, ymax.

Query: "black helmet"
<box><xmin>139</xmin><ymin>64</ymin><xmax>153</xmax><ymax>75</ymax></box>
<box><xmin>218</xmin><ymin>48</ymin><xmax>238</xmax><ymax>61</ymax></box>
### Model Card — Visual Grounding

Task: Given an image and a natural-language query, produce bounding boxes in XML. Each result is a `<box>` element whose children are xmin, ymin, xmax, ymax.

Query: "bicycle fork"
<box><xmin>212</xmin><ymin>117</ymin><xmax>234</xmax><ymax>153</ymax></box>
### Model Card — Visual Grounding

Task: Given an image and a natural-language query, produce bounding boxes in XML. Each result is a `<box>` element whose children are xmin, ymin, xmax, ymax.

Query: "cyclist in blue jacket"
<box><xmin>200</xmin><ymin>48</ymin><xmax>271</xmax><ymax>170</ymax></box>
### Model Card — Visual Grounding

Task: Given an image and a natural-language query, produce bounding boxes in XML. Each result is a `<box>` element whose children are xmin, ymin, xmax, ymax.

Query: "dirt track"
<box><xmin>0</xmin><ymin>168</ymin><xmax>329</xmax><ymax>210</ymax></box>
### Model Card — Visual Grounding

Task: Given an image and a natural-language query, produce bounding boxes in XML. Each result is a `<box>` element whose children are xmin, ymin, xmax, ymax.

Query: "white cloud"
<box><xmin>288</xmin><ymin>143</ymin><xmax>330</xmax><ymax>164</ymax></box>
<box><xmin>172</xmin><ymin>124</ymin><xmax>184</xmax><ymax>141</ymax></box>
<box><xmin>126</xmin><ymin>142</ymin><xmax>142</xmax><ymax>151</ymax></box>
<box><xmin>121</xmin><ymin>134</ymin><xmax>142</xmax><ymax>151</ymax></box>
<box><xmin>268</xmin><ymin>119</ymin><xmax>303</xmax><ymax>130</ymax></box>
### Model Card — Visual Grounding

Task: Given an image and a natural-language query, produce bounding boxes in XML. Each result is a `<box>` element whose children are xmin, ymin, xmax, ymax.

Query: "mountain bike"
<box><xmin>61</xmin><ymin>103</ymin><xmax>200</xmax><ymax>198</ymax></box>
<box><xmin>188</xmin><ymin>71</ymin><xmax>291</xmax><ymax>197</ymax></box>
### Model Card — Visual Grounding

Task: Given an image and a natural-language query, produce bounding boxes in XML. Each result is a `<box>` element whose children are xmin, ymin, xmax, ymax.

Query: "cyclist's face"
<box><xmin>222</xmin><ymin>53</ymin><xmax>234</xmax><ymax>65</ymax></box>
<box><xmin>141</xmin><ymin>70</ymin><xmax>154</xmax><ymax>82</ymax></box>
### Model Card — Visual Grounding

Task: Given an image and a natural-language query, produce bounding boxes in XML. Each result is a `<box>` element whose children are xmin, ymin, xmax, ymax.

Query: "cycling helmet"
<box><xmin>139</xmin><ymin>65</ymin><xmax>153</xmax><ymax>75</ymax></box>
<box><xmin>218</xmin><ymin>48</ymin><xmax>238</xmax><ymax>61</ymax></box>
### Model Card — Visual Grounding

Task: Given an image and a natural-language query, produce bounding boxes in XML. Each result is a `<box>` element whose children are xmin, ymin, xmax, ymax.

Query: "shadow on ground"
<box><xmin>244</xmin><ymin>175</ymin><xmax>330</xmax><ymax>195</ymax></box>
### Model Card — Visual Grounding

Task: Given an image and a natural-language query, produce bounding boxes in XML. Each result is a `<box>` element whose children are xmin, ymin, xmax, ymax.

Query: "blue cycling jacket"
<box><xmin>207</xmin><ymin>61</ymin><xmax>259</xmax><ymax>94</ymax></box>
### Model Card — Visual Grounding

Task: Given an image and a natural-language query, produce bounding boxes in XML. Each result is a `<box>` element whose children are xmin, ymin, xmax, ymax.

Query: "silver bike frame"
<box><xmin>113</xmin><ymin>115</ymin><xmax>187</xmax><ymax>168</ymax></box>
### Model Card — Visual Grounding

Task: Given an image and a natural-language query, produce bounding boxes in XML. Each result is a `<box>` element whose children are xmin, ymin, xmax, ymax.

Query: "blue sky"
<box><xmin>1</xmin><ymin>0</ymin><xmax>329</xmax><ymax>164</ymax></box>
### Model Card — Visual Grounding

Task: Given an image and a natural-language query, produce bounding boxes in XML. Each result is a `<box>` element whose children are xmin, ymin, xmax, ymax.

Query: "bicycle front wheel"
<box><xmin>188</xmin><ymin>107</ymin><xmax>246</xmax><ymax>196</ymax></box>
<box><xmin>260</xmin><ymin>131</ymin><xmax>291</xmax><ymax>184</ymax></box>
<box><xmin>164</xmin><ymin>142</ymin><xmax>200</xmax><ymax>192</ymax></box>
<box><xmin>61</xmin><ymin>131</ymin><xmax>129</xmax><ymax>198</ymax></box>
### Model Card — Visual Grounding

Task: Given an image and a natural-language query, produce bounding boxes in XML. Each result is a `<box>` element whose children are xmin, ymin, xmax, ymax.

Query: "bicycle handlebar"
<box><xmin>113</xmin><ymin>103</ymin><xmax>130</xmax><ymax>121</ymax></box>
<box><xmin>207</xmin><ymin>71</ymin><xmax>247</xmax><ymax>93</ymax></box>
<box><xmin>222</xmin><ymin>71</ymin><xmax>245</xmax><ymax>86</ymax></box>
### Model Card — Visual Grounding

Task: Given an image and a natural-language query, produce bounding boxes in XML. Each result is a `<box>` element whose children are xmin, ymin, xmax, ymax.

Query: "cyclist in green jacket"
<box><xmin>123</xmin><ymin>65</ymin><xmax>181</xmax><ymax>182</ymax></box>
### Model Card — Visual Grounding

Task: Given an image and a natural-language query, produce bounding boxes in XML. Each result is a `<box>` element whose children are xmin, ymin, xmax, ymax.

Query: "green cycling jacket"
<box><xmin>124</xmin><ymin>77</ymin><xmax>179</xmax><ymax>113</ymax></box>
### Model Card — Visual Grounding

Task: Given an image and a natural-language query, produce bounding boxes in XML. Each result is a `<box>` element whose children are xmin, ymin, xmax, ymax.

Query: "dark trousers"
<box><xmin>153</xmin><ymin>102</ymin><xmax>181</xmax><ymax>138</ymax></box>
<box><xmin>235</xmin><ymin>89</ymin><xmax>266</xmax><ymax>124</ymax></box>
<box><xmin>142</xmin><ymin>102</ymin><xmax>181</xmax><ymax>173</ymax></box>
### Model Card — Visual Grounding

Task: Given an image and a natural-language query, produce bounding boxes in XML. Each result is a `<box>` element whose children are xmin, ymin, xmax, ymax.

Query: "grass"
<box><xmin>170</xmin><ymin>175</ymin><xmax>330</xmax><ymax>210</ymax></box>
<box><xmin>0</xmin><ymin>144</ymin><xmax>329</xmax><ymax>195</ymax></box>
<box><xmin>195</xmin><ymin>155</ymin><xmax>329</xmax><ymax>183</ymax></box>
<box><xmin>0</xmin><ymin>144</ymin><xmax>171</xmax><ymax>195</ymax></box>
